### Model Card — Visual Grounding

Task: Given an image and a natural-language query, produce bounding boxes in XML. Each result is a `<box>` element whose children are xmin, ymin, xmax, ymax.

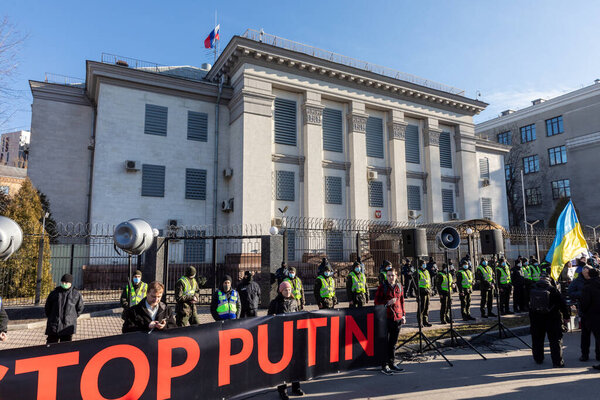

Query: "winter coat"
<box><xmin>44</xmin><ymin>286</ymin><xmax>84</xmax><ymax>336</ymax></box>
<box><xmin>374</xmin><ymin>282</ymin><xmax>405</xmax><ymax>322</ymax></box>
<box><xmin>581</xmin><ymin>277</ymin><xmax>600</xmax><ymax>323</ymax></box>
<box><xmin>530</xmin><ymin>279</ymin><xmax>570</xmax><ymax>321</ymax></box>
<box><xmin>238</xmin><ymin>278</ymin><xmax>262</xmax><ymax>313</ymax></box>
<box><xmin>122</xmin><ymin>299</ymin><xmax>177</xmax><ymax>333</ymax></box>
<box><xmin>268</xmin><ymin>294</ymin><xmax>299</xmax><ymax>315</ymax></box>
<box><xmin>567</xmin><ymin>275</ymin><xmax>586</xmax><ymax>302</ymax></box>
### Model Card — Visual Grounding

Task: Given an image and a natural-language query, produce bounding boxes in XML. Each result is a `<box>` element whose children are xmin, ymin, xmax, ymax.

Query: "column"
<box><xmin>424</xmin><ymin>118</ymin><xmax>443</xmax><ymax>222</ymax></box>
<box><xmin>387</xmin><ymin>109</ymin><xmax>409</xmax><ymax>222</ymax></box>
<box><xmin>302</xmin><ymin>91</ymin><xmax>325</xmax><ymax>219</ymax></box>
<box><xmin>347</xmin><ymin>101</ymin><xmax>369</xmax><ymax>221</ymax></box>
<box><xmin>455</xmin><ymin>124</ymin><xmax>480</xmax><ymax>220</ymax></box>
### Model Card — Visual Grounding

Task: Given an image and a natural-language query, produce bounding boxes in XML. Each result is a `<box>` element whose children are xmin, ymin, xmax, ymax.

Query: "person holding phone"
<box><xmin>122</xmin><ymin>281</ymin><xmax>176</xmax><ymax>333</ymax></box>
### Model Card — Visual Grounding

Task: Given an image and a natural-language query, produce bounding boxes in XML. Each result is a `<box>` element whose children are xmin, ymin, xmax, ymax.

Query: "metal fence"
<box><xmin>0</xmin><ymin>219</ymin><xmax>597</xmax><ymax>307</ymax></box>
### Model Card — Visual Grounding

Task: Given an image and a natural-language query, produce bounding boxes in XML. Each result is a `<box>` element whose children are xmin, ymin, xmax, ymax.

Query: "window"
<box><xmin>551</xmin><ymin>179</ymin><xmax>571</xmax><ymax>199</ymax></box>
<box><xmin>0</xmin><ymin>186</ymin><xmax>8</xmax><ymax>195</ymax></box>
<box><xmin>505</xmin><ymin>165</ymin><xmax>512</xmax><ymax>181</ymax></box>
<box><xmin>548</xmin><ymin>145</ymin><xmax>567</xmax><ymax>166</ymax></box>
<box><xmin>368</xmin><ymin>181</ymin><xmax>384</xmax><ymax>207</ymax></box>
<box><xmin>497</xmin><ymin>131</ymin><xmax>512</xmax><ymax>145</ymax></box>
<box><xmin>439</xmin><ymin>131</ymin><xmax>452</xmax><ymax>168</ymax></box>
<box><xmin>322</xmin><ymin>108</ymin><xmax>343</xmax><ymax>152</ymax></box>
<box><xmin>324</xmin><ymin>176</ymin><xmax>343</xmax><ymax>204</ymax></box>
<box><xmin>523</xmin><ymin>155</ymin><xmax>540</xmax><ymax>174</ymax></box>
<box><xmin>546</xmin><ymin>116</ymin><xmax>564</xmax><ymax>136</ymax></box>
<box><xmin>479</xmin><ymin>158</ymin><xmax>490</xmax><ymax>179</ymax></box>
<box><xmin>520</xmin><ymin>123</ymin><xmax>536</xmax><ymax>143</ymax></box>
<box><xmin>184</xmin><ymin>231</ymin><xmax>205</xmax><ymax>263</ymax></box>
<box><xmin>276</xmin><ymin>170</ymin><xmax>295</xmax><ymax>201</ymax></box>
<box><xmin>285</xmin><ymin>229</ymin><xmax>296</xmax><ymax>261</ymax></box>
<box><xmin>274</xmin><ymin>98</ymin><xmax>297</xmax><ymax>146</ymax></box>
<box><xmin>141</xmin><ymin>164</ymin><xmax>165</xmax><ymax>197</ymax></box>
<box><xmin>407</xmin><ymin>185</ymin><xmax>421</xmax><ymax>211</ymax></box>
<box><xmin>366</xmin><ymin>116</ymin><xmax>384</xmax><ymax>158</ymax></box>
<box><xmin>481</xmin><ymin>198</ymin><xmax>493</xmax><ymax>220</ymax></box>
<box><xmin>442</xmin><ymin>189</ymin><xmax>454</xmax><ymax>213</ymax></box>
<box><xmin>405</xmin><ymin>124</ymin><xmax>420</xmax><ymax>164</ymax></box>
<box><xmin>185</xmin><ymin>169</ymin><xmax>207</xmax><ymax>200</ymax></box>
<box><xmin>144</xmin><ymin>104</ymin><xmax>168</xmax><ymax>136</ymax></box>
<box><xmin>525</xmin><ymin>187</ymin><xmax>542</xmax><ymax>206</ymax></box>
<box><xmin>187</xmin><ymin>111</ymin><xmax>208</xmax><ymax>142</ymax></box>
<box><xmin>326</xmin><ymin>231</ymin><xmax>344</xmax><ymax>261</ymax></box>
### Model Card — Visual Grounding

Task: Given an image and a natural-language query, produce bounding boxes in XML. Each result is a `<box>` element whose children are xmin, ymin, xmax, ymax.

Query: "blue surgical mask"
<box><xmin>133</xmin><ymin>277</ymin><xmax>141</xmax><ymax>284</ymax></box>
<box><xmin>355</xmin><ymin>267</ymin><xmax>361</xmax><ymax>273</ymax></box>
<box><xmin>289</xmin><ymin>273</ymin><xmax>295</xmax><ymax>279</ymax></box>
<box><xmin>501</xmin><ymin>262</ymin><xmax>506</xmax><ymax>267</ymax></box>
<box><xmin>326</xmin><ymin>271</ymin><xmax>332</xmax><ymax>277</ymax></box>
<box><xmin>534</xmin><ymin>263</ymin><xmax>539</xmax><ymax>266</ymax></box>
<box><xmin>482</xmin><ymin>261</ymin><xmax>487</xmax><ymax>266</ymax></box>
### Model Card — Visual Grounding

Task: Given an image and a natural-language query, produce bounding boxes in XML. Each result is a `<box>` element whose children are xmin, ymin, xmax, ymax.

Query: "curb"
<box><xmin>7</xmin><ymin>308</ymin><xmax>123</xmax><ymax>331</ymax></box>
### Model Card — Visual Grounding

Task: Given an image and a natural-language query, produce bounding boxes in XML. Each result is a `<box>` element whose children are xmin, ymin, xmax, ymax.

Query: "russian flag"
<box><xmin>204</xmin><ymin>25</ymin><xmax>220</xmax><ymax>49</ymax></box>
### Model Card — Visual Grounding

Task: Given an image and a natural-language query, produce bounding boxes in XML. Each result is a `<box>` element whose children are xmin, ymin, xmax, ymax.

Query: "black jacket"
<box><xmin>530</xmin><ymin>279</ymin><xmax>570</xmax><ymax>320</ymax></box>
<box><xmin>237</xmin><ymin>278</ymin><xmax>261</xmax><ymax>313</ymax></box>
<box><xmin>44</xmin><ymin>286</ymin><xmax>84</xmax><ymax>336</ymax></box>
<box><xmin>268</xmin><ymin>294</ymin><xmax>299</xmax><ymax>315</ymax></box>
<box><xmin>122</xmin><ymin>300</ymin><xmax>177</xmax><ymax>333</ymax></box>
<box><xmin>0</xmin><ymin>299</ymin><xmax>7</xmax><ymax>333</ymax></box>
<box><xmin>581</xmin><ymin>277</ymin><xmax>600</xmax><ymax>321</ymax></box>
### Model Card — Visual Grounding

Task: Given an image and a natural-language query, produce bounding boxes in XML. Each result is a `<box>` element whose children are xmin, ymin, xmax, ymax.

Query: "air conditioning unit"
<box><xmin>451</xmin><ymin>212</ymin><xmax>459</xmax><ymax>220</ymax></box>
<box><xmin>125</xmin><ymin>160</ymin><xmax>139</xmax><ymax>171</ymax></box>
<box><xmin>367</xmin><ymin>170</ymin><xmax>378</xmax><ymax>181</ymax></box>
<box><xmin>271</xmin><ymin>217</ymin><xmax>283</xmax><ymax>227</ymax></box>
<box><xmin>223</xmin><ymin>168</ymin><xmax>234</xmax><ymax>178</ymax></box>
<box><xmin>482</xmin><ymin>178</ymin><xmax>490</xmax><ymax>187</ymax></box>
<box><xmin>408</xmin><ymin>210</ymin><xmax>417</xmax><ymax>218</ymax></box>
<box><xmin>168</xmin><ymin>219</ymin><xmax>178</xmax><ymax>227</ymax></box>
<box><xmin>221</xmin><ymin>198</ymin><xmax>234</xmax><ymax>212</ymax></box>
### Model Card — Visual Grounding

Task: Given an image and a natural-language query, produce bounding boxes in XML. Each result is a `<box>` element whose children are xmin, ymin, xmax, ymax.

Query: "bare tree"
<box><xmin>0</xmin><ymin>16</ymin><xmax>28</xmax><ymax>128</ymax></box>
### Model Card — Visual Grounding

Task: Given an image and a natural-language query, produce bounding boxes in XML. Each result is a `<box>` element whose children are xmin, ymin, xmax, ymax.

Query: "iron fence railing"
<box><xmin>100</xmin><ymin>53</ymin><xmax>207</xmax><ymax>82</ymax></box>
<box><xmin>43</xmin><ymin>73</ymin><xmax>85</xmax><ymax>87</ymax></box>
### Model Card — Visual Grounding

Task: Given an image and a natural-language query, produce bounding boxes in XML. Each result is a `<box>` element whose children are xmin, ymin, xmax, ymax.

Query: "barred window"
<box><xmin>285</xmin><ymin>229</ymin><xmax>296</xmax><ymax>262</ymax></box>
<box><xmin>407</xmin><ymin>185</ymin><xmax>421</xmax><ymax>211</ymax></box>
<box><xmin>523</xmin><ymin>155</ymin><xmax>540</xmax><ymax>174</ymax></box>
<box><xmin>144</xmin><ymin>104</ymin><xmax>168</xmax><ymax>136</ymax></box>
<box><xmin>497</xmin><ymin>131</ymin><xmax>512</xmax><ymax>145</ymax></box>
<box><xmin>439</xmin><ymin>131</ymin><xmax>452</xmax><ymax>168</ymax></box>
<box><xmin>366</xmin><ymin>116</ymin><xmax>384</xmax><ymax>158</ymax></box>
<box><xmin>479</xmin><ymin>158</ymin><xmax>490</xmax><ymax>179</ymax></box>
<box><xmin>525</xmin><ymin>187</ymin><xmax>542</xmax><ymax>206</ymax></box>
<box><xmin>548</xmin><ymin>145</ymin><xmax>567</xmax><ymax>166</ymax></box>
<box><xmin>187</xmin><ymin>111</ymin><xmax>208</xmax><ymax>141</ymax></box>
<box><xmin>481</xmin><ymin>198</ymin><xmax>493</xmax><ymax>220</ymax></box>
<box><xmin>551</xmin><ymin>179</ymin><xmax>571</xmax><ymax>199</ymax></box>
<box><xmin>324</xmin><ymin>176</ymin><xmax>343</xmax><ymax>204</ymax></box>
<box><xmin>546</xmin><ymin>116</ymin><xmax>564</xmax><ymax>136</ymax></box>
<box><xmin>326</xmin><ymin>231</ymin><xmax>344</xmax><ymax>262</ymax></box>
<box><xmin>405</xmin><ymin>124</ymin><xmax>420</xmax><ymax>164</ymax></box>
<box><xmin>185</xmin><ymin>168</ymin><xmax>207</xmax><ymax>200</ymax></box>
<box><xmin>368</xmin><ymin>181</ymin><xmax>384</xmax><ymax>207</ymax></box>
<box><xmin>183</xmin><ymin>231</ymin><xmax>206</xmax><ymax>263</ymax></box>
<box><xmin>274</xmin><ymin>98</ymin><xmax>297</xmax><ymax>146</ymax></box>
<box><xmin>141</xmin><ymin>164</ymin><xmax>165</xmax><ymax>197</ymax></box>
<box><xmin>520</xmin><ymin>123</ymin><xmax>536</xmax><ymax>143</ymax></box>
<box><xmin>276</xmin><ymin>170</ymin><xmax>295</xmax><ymax>201</ymax></box>
<box><xmin>322</xmin><ymin>108</ymin><xmax>343</xmax><ymax>152</ymax></box>
<box><xmin>442</xmin><ymin>189</ymin><xmax>454</xmax><ymax>213</ymax></box>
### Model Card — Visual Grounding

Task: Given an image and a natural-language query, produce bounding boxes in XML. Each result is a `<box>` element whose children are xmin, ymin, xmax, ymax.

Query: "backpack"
<box><xmin>530</xmin><ymin>287</ymin><xmax>551</xmax><ymax>314</ymax></box>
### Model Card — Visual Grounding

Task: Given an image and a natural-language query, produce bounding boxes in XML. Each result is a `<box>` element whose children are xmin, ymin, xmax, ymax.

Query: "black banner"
<box><xmin>0</xmin><ymin>306</ymin><xmax>386</xmax><ymax>399</ymax></box>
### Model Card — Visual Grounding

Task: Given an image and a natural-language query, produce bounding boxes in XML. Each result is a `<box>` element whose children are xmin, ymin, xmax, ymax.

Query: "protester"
<box><xmin>175</xmin><ymin>266</ymin><xmax>199</xmax><ymax>326</ymax></box>
<box><xmin>580</xmin><ymin>267</ymin><xmax>600</xmax><ymax>362</ymax></box>
<box><xmin>211</xmin><ymin>275</ymin><xmax>241</xmax><ymax>321</ymax></box>
<box><xmin>122</xmin><ymin>281</ymin><xmax>176</xmax><ymax>333</ymax></box>
<box><xmin>120</xmin><ymin>269</ymin><xmax>147</xmax><ymax>319</ymax></box>
<box><xmin>346</xmin><ymin>261</ymin><xmax>369</xmax><ymax>308</ymax></box>
<box><xmin>44</xmin><ymin>274</ymin><xmax>84</xmax><ymax>343</ymax></box>
<box><xmin>315</xmin><ymin>264</ymin><xmax>337</xmax><ymax>309</ymax></box>
<box><xmin>284</xmin><ymin>266</ymin><xmax>305</xmax><ymax>310</ymax></box>
<box><xmin>0</xmin><ymin>296</ymin><xmax>8</xmax><ymax>341</ymax></box>
<box><xmin>269</xmin><ymin>281</ymin><xmax>304</xmax><ymax>399</ymax></box>
<box><xmin>374</xmin><ymin>267</ymin><xmax>405</xmax><ymax>374</ymax></box>
<box><xmin>238</xmin><ymin>271</ymin><xmax>261</xmax><ymax>317</ymax></box>
<box><xmin>379</xmin><ymin>260</ymin><xmax>393</xmax><ymax>286</ymax></box>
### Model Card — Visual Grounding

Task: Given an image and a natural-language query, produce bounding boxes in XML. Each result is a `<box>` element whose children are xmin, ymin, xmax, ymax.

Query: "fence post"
<box><xmin>260</xmin><ymin>235</ymin><xmax>283</xmax><ymax>308</ymax></box>
<box><xmin>143</xmin><ymin>237</ymin><xmax>166</xmax><ymax>284</ymax></box>
<box><xmin>69</xmin><ymin>243</ymin><xmax>75</xmax><ymax>276</ymax></box>
<box><xmin>212</xmin><ymin>238</ymin><xmax>217</xmax><ymax>292</ymax></box>
<box><xmin>534</xmin><ymin>236</ymin><xmax>540</xmax><ymax>262</ymax></box>
<box><xmin>34</xmin><ymin>236</ymin><xmax>44</xmax><ymax>305</ymax></box>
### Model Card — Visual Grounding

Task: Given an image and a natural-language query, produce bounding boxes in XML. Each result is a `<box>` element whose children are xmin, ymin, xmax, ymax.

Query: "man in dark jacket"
<box><xmin>269</xmin><ymin>281</ymin><xmax>304</xmax><ymax>400</ymax></box>
<box><xmin>44</xmin><ymin>274</ymin><xmax>84</xmax><ymax>343</ymax></box>
<box><xmin>529</xmin><ymin>274</ymin><xmax>571</xmax><ymax>367</ymax></box>
<box><xmin>122</xmin><ymin>281</ymin><xmax>176</xmax><ymax>333</ymax></box>
<box><xmin>175</xmin><ymin>266</ymin><xmax>199</xmax><ymax>326</ymax></box>
<box><xmin>579</xmin><ymin>267</ymin><xmax>600</xmax><ymax>362</ymax></box>
<box><xmin>346</xmin><ymin>261</ymin><xmax>369</xmax><ymax>308</ymax></box>
<box><xmin>238</xmin><ymin>271</ymin><xmax>261</xmax><ymax>317</ymax></box>
<box><xmin>211</xmin><ymin>275</ymin><xmax>241</xmax><ymax>321</ymax></box>
<box><xmin>274</xmin><ymin>262</ymin><xmax>288</xmax><ymax>286</ymax></box>
<box><xmin>315</xmin><ymin>264</ymin><xmax>337</xmax><ymax>309</ymax></box>
<box><xmin>401</xmin><ymin>258</ymin><xmax>415</xmax><ymax>298</ymax></box>
<box><xmin>511</xmin><ymin>260</ymin><xmax>527</xmax><ymax>313</ymax></box>
<box><xmin>426</xmin><ymin>257</ymin><xmax>439</xmax><ymax>296</ymax></box>
<box><xmin>0</xmin><ymin>296</ymin><xmax>8</xmax><ymax>341</ymax></box>
<box><xmin>374</xmin><ymin>267</ymin><xmax>405</xmax><ymax>375</ymax></box>
<box><xmin>120</xmin><ymin>269</ymin><xmax>148</xmax><ymax>319</ymax></box>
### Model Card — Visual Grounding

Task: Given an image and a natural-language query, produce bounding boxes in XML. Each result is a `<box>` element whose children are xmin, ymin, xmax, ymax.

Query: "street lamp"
<box><xmin>466</xmin><ymin>227</ymin><xmax>474</xmax><ymax>270</ymax></box>
<box><xmin>526</xmin><ymin>220</ymin><xmax>541</xmax><ymax>260</ymax></box>
<box><xmin>586</xmin><ymin>224</ymin><xmax>600</xmax><ymax>244</ymax></box>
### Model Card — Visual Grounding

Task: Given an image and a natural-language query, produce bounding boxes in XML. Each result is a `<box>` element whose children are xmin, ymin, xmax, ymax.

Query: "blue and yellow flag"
<box><xmin>545</xmin><ymin>200</ymin><xmax>588</xmax><ymax>280</ymax></box>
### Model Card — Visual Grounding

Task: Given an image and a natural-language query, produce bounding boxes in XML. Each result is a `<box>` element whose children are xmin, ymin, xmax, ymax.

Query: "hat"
<box><xmin>61</xmin><ymin>274</ymin><xmax>73</xmax><ymax>283</ymax></box>
<box><xmin>281</xmin><ymin>261</ymin><xmax>287</xmax><ymax>268</ymax></box>
<box><xmin>185</xmin><ymin>266</ymin><xmax>196</xmax><ymax>277</ymax></box>
<box><xmin>288</xmin><ymin>266</ymin><xmax>297</xmax><ymax>273</ymax></box>
<box><xmin>353</xmin><ymin>261</ymin><xmax>361</xmax><ymax>268</ymax></box>
<box><xmin>222</xmin><ymin>274</ymin><xmax>233</xmax><ymax>283</ymax></box>
<box><xmin>279</xmin><ymin>280</ymin><xmax>292</xmax><ymax>293</ymax></box>
<box><xmin>324</xmin><ymin>264</ymin><xmax>333</xmax><ymax>272</ymax></box>
<box><xmin>134</xmin><ymin>270</ymin><xmax>143</xmax><ymax>276</ymax></box>
<box><xmin>382</xmin><ymin>260</ymin><xmax>392</xmax><ymax>268</ymax></box>
<box><xmin>243</xmin><ymin>271</ymin><xmax>252</xmax><ymax>278</ymax></box>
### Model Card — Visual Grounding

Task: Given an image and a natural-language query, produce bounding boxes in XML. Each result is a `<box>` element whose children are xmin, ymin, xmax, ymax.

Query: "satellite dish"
<box><xmin>113</xmin><ymin>219</ymin><xmax>154</xmax><ymax>255</ymax></box>
<box><xmin>436</xmin><ymin>226</ymin><xmax>461</xmax><ymax>250</ymax></box>
<box><xmin>0</xmin><ymin>216</ymin><xmax>23</xmax><ymax>260</ymax></box>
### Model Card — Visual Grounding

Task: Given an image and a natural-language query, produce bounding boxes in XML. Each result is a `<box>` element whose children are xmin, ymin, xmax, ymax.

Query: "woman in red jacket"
<box><xmin>374</xmin><ymin>267</ymin><xmax>406</xmax><ymax>375</ymax></box>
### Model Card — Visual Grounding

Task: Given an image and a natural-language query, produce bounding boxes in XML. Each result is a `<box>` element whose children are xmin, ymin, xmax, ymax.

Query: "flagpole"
<box><xmin>214</xmin><ymin>10</ymin><xmax>218</xmax><ymax>64</ymax></box>
<box><xmin>521</xmin><ymin>169</ymin><xmax>529</xmax><ymax>256</ymax></box>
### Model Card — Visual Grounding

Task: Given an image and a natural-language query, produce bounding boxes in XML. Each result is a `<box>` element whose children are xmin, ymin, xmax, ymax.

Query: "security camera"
<box><xmin>0</xmin><ymin>216</ymin><xmax>23</xmax><ymax>260</ymax></box>
<box><xmin>113</xmin><ymin>219</ymin><xmax>154</xmax><ymax>255</ymax></box>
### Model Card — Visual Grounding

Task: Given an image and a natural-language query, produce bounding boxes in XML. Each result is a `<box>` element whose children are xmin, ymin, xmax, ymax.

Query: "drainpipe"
<box><xmin>86</xmin><ymin>98</ymin><xmax>97</xmax><ymax>232</ymax></box>
<box><xmin>212</xmin><ymin>76</ymin><xmax>224</xmax><ymax>231</ymax></box>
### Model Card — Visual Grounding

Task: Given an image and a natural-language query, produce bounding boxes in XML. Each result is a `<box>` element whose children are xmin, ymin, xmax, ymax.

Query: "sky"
<box><xmin>2</xmin><ymin>0</ymin><xmax>600</xmax><ymax>131</ymax></box>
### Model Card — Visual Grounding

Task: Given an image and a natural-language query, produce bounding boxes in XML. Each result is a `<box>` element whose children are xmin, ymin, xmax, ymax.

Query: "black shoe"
<box><xmin>593</xmin><ymin>364</ymin><xmax>600</xmax><ymax>370</ymax></box>
<box><xmin>463</xmin><ymin>317</ymin><xmax>470</xmax><ymax>321</ymax></box>
<box><xmin>468</xmin><ymin>316</ymin><xmax>477</xmax><ymax>321</ymax></box>
<box><xmin>423</xmin><ymin>322</ymin><xmax>432</xmax><ymax>327</ymax></box>
<box><xmin>481</xmin><ymin>314</ymin><xmax>488</xmax><ymax>318</ymax></box>
<box><xmin>389</xmin><ymin>364</ymin><xmax>404</xmax><ymax>372</ymax></box>
<box><xmin>580</xmin><ymin>355</ymin><xmax>589</xmax><ymax>362</ymax></box>
<box><xmin>278</xmin><ymin>390</ymin><xmax>290</xmax><ymax>400</ymax></box>
<box><xmin>291</xmin><ymin>388</ymin><xmax>305</xmax><ymax>396</ymax></box>
<box><xmin>489</xmin><ymin>312</ymin><xmax>497</xmax><ymax>317</ymax></box>
<box><xmin>553</xmin><ymin>361</ymin><xmax>565</xmax><ymax>368</ymax></box>
<box><xmin>440</xmin><ymin>320</ymin><xmax>447</xmax><ymax>324</ymax></box>
<box><xmin>381</xmin><ymin>366</ymin><xmax>393</xmax><ymax>375</ymax></box>
<box><xmin>507</xmin><ymin>310</ymin><xmax>515</xmax><ymax>314</ymax></box>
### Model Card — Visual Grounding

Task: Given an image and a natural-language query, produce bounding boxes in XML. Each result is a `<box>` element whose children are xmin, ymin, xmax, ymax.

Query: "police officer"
<box><xmin>401</xmin><ymin>258</ymin><xmax>416</xmax><ymax>298</ymax></box>
<box><xmin>436</xmin><ymin>263</ymin><xmax>453</xmax><ymax>324</ymax></box>
<box><xmin>238</xmin><ymin>271</ymin><xmax>261</xmax><ymax>317</ymax></box>
<box><xmin>415</xmin><ymin>259</ymin><xmax>432</xmax><ymax>327</ymax></box>
<box><xmin>529</xmin><ymin>272</ymin><xmax>570</xmax><ymax>367</ymax></box>
<box><xmin>496</xmin><ymin>258</ymin><xmax>514</xmax><ymax>315</ymax></box>
<box><xmin>427</xmin><ymin>258</ymin><xmax>439</xmax><ymax>296</ymax></box>
<box><xmin>346</xmin><ymin>261</ymin><xmax>369</xmax><ymax>308</ymax></box>
<box><xmin>120</xmin><ymin>270</ymin><xmax>148</xmax><ymax>319</ymax></box>
<box><xmin>522</xmin><ymin>258</ymin><xmax>533</xmax><ymax>310</ymax></box>
<box><xmin>511</xmin><ymin>259</ymin><xmax>526</xmax><ymax>312</ymax></box>
<box><xmin>457</xmin><ymin>260</ymin><xmax>475</xmax><ymax>321</ymax></box>
<box><xmin>175</xmin><ymin>266</ymin><xmax>199</xmax><ymax>326</ymax></box>
<box><xmin>476</xmin><ymin>258</ymin><xmax>496</xmax><ymax>318</ymax></box>
<box><xmin>283</xmin><ymin>266</ymin><xmax>305</xmax><ymax>310</ymax></box>
<box><xmin>315</xmin><ymin>264</ymin><xmax>337</xmax><ymax>309</ymax></box>
<box><xmin>529</xmin><ymin>258</ymin><xmax>542</xmax><ymax>282</ymax></box>
<box><xmin>210</xmin><ymin>275</ymin><xmax>241</xmax><ymax>321</ymax></box>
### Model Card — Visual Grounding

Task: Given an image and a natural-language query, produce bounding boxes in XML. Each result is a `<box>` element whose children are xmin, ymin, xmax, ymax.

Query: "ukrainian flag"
<box><xmin>545</xmin><ymin>200</ymin><xmax>588</xmax><ymax>280</ymax></box>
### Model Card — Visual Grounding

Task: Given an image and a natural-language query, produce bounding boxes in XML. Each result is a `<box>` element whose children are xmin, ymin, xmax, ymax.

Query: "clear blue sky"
<box><xmin>2</xmin><ymin>0</ymin><xmax>600</xmax><ymax>131</ymax></box>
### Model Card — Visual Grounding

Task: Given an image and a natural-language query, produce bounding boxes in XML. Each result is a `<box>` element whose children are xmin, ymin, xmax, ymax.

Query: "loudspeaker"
<box><xmin>0</xmin><ymin>216</ymin><xmax>23</xmax><ymax>260</ymax></box>
<box><xmin>480</xmin><ymin>229</ymin><xmax>504</xmax><ymax>255</ymax></box>
<box><xmin>437</xmin><ymin>226</ymin><xmax>461</xmax><ymax>250</ymax></box>
<box><xmin>402</xmin><ymin>228</ymin><xmax>428</xmax><ymax>257</ymax></box>
<box><xmin>114</xmin><ymin>218</ymin><xmax>155</xmax><ymax>255</ymax></box>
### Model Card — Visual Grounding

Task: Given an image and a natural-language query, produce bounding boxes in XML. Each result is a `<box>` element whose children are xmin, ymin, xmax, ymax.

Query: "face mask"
<box><xmin>420</xmin><ymin>265</ymin><xmax>426</xmax><ymax>270</ymax></box>
<box><xmin>462</xmin><ymin>265</ymin><xmax>468</xmax><ymax>270</ymax></box>
<box><xmin>482</xmin><ymin>261</ymin><xmax>487</xmax><ymax>266</ymax></box>
<box><xmin>133</xmin><ymin>277</ymin><xmax>141</xmax><ymax>284</ymax></box>
<box><xmin>501</xmin><ymin>262</ymin><xmax>506</xmax><ymax>267</ymax></box>
<box><xmin>534</xmin><ymin>263</ymin><xmax>539</xmax><ymax>267</ymax></box>
<box><xmin>355</xmin><ymin>267</ymin><xmax>361</xmax><ymax>273</ymax></box>
<box><xmin>61</xmin><ymin>282</ymin><xmax>71</xmax><ymax>290</ymax></box>
<box><xmin>289</xmin><ymin>273</ymin><xmax>295</xmax><ymax>279</ymax></box>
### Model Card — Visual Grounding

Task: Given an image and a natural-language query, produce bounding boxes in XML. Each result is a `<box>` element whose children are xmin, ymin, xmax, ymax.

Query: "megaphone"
<box><xmin>436</xmin><ymin>226</ymin><xmax>461</xmax><ymax>250</ymax></box>
<box><xmin>113</xmin><ymin>219</ymin><xmax>155</xmax><ymax>255</ymax></box>
<box><xmin>0</xmin><ymin>216</ymin><xmax>23</xmax><ymax>260</ymax></box>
